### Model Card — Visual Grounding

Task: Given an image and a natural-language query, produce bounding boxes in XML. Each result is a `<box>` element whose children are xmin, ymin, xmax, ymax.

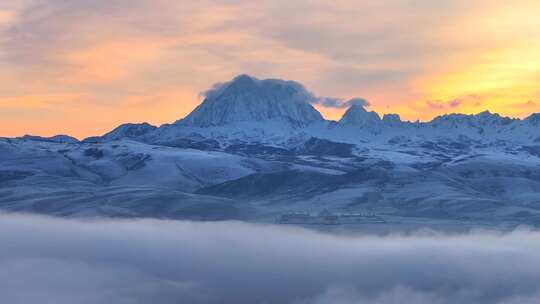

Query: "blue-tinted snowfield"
<box><xmin>2</xmin><ymin>75</ymin><xmax>540</xmax><ymax>229</ymax></box>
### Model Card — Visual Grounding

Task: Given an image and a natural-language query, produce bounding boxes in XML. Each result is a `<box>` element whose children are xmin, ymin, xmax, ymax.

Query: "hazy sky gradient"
<box><xmin>1</xmin><ymin>0</ymin><xmax>540</xmax><ymax>138</ymax></box>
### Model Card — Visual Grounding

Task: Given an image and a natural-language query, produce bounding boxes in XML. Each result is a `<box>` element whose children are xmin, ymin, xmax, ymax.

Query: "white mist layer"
<box><xmin>1</xmin><ymin>213</ymin><xmax>539</xmax><ymax>304</ymax></box>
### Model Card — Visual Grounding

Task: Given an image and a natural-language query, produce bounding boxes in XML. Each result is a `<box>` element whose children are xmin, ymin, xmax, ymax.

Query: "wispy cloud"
<box><xmin>1</xmin><ymin>1</ymin><xmax>540</xmax><ymax>136</ymax></box>
<box><xmin>1</xmin><ymin>213</ymin><xmax>540</xmax><ymax>304</ymax></box>
<box><xmin>425</xmin><ymin>99</ymin><xmax>462</xmax><ymax>110</ymax></box>
<box><xmin>199</xmin><ymin>75</ymin><xmax>371</xmax><ymax>109</ymax></box>
<box><xmin>312</xmin><ymin>97</ymin><xmax>370</xmax><ymax>109</ymax></box>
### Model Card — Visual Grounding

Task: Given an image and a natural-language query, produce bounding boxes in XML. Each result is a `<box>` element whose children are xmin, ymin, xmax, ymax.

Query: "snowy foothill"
<box><xmin>1</xmin><ymin>75</ymin><xmax>540</xmax><ymax>228</ymax></box>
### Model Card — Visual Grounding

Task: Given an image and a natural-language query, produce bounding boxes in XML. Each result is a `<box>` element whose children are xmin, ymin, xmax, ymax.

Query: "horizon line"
<box><xmin>4</xmin><ymin>105</ymin><xmax>539</xmax><ymax>141</ymax></box>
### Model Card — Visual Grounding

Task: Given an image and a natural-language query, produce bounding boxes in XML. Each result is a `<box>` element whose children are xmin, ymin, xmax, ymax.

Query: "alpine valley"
<box><xmin>3</xmin><ymin>75</ymin><xmax>540</xmax><ymax>231</ymax></box>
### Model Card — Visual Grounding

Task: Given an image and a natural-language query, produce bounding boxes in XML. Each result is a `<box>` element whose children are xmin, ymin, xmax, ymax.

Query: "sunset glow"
<box><xmin>1</xmin><ymin>1</ymin><xmax>539</xmax><ymax>138</ymax></box>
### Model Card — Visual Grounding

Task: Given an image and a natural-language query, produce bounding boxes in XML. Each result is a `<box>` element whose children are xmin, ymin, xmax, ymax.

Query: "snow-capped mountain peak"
<box><xmin>472</xmin><ymin>111</ymin><xmax>514</xmax><ymax>126</ymax></box>
<box><xmin>65</xmin><ymin>75</ymin><xmax>540</xmax><ymax>147</ymax></box>
<box><xmin>181</xmin><ymin>75</ymin><xmax>324</xmax><ymax>127</ymax></box>
<box><xmin>525</xmin><ymin>113</ymin><xmax>540</xmax><ymax>126</ymax></box>
<box><xmin>430</xmin><ymin>111</ymin><xmax>515</xmax><ymax>129</ymax></box>
<box><xmin>382</xmin><ymin>113</ymin><xmax>403</xmax><ymax>126</ymax></box>
<box><xmin>339</xmin><ymin>104</ymin><xmax>381</xmax><ymax>126</ymax></box>
<box><xmin>97</xmin><ymin>123</ymin><xmax>157</xmax><ymax>142</ymax></box>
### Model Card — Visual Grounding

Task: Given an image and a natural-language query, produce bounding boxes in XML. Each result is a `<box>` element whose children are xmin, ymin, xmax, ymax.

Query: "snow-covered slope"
<box><xmin>339</xmin><ymin>104</ymin><xmax>381</xmax><ymax>127</ymax></box>
<box><xmin>181</xmin><ymin>74</ymin><xmax>323</xmax><ymax>127</ymax></box>
<box><xmin>2</xmin><ymin>74</ymin><xmax>540</xmax><ymax>228</ymax></box>
<box><xmin>101</xmin><ymin>122</ymin><xmax>157</xmax><ymax>141</ymax></box>
<box><xmin>89</xmin><ymin>75</ymin><xmax>540</xmax><ymax>149</ymax></box>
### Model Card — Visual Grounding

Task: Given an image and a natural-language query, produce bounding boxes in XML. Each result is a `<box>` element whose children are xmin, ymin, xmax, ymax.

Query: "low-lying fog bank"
<box><xmin>1</xmin><ymin>213</ymin><xmax>539</xmax><ymax>304</ymax></box>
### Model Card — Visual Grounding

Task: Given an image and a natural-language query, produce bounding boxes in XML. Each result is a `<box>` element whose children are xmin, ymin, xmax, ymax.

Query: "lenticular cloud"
<box><xmin>1</xmin><ymin>213</ymin><xmax>539</xmax><ymax>304</ymax></box>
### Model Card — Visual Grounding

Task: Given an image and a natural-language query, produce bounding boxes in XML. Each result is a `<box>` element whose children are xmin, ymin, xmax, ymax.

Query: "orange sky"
<box><xmin>1</xmin><ymin>1</ymin><xmax>539</xmax><ymax>139</ymax></box>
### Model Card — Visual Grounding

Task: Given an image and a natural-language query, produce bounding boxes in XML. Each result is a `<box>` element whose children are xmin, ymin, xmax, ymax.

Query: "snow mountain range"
<box><xmin>2</xmin><ymin>74</ymin><xmax>540</xmax><ymax>230</ymax></box>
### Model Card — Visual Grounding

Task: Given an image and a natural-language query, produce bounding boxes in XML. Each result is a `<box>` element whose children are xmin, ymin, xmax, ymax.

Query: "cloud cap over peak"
<box><xmin>2</xmin><ymin>1</ymin><xmax>540</xmax><ymax>137</ymax></box>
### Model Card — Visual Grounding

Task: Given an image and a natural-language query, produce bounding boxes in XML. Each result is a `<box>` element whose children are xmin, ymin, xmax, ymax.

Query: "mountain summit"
<box><xmin>181</xmin><ymin>75</ymin><xmax>324</xmax><ymax>127</ymax></box>
<box><xmin>339</xmin><ymin>104</ymin><xmax>381</xmax><ymax>127</ymax></box>
<box><xmin>66</xmin><ymin>74</ymin><xmax>540</xmax><ymax>145</ymax></box>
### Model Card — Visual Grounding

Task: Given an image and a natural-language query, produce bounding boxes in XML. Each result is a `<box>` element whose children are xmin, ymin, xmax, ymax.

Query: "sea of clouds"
<box><xmin>1</xmin><ymin>213</ymin><xmax>539</xmax><ymax>304</ymax></box>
